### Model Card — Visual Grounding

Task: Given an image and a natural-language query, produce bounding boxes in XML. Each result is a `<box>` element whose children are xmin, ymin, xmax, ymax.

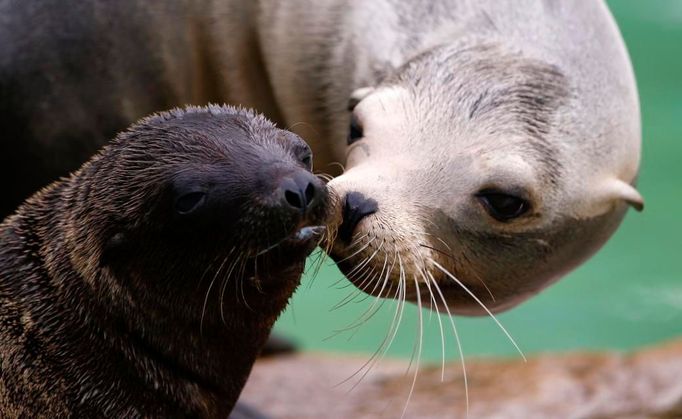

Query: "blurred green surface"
<box><xmin>274</xmin><ymin>0</ymin><xmax>682</xmax><ymax>362</ymax></box>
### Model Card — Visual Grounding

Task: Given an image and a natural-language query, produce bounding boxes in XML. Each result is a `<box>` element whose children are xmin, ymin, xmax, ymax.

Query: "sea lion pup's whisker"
<box><xmin>428</xmin><ymin>270</ymin><xmax>470</xmax><ymax>416</ymax></box>
<box><xmin>306</xmin><ymin>249</ymin><xmax>328</xmax><ymax>289</ymax></box>
<box><xmin>219</xmin><ymin>250</ymin><xmax>248</xmax><ymax>325</ymax></box>
<box><xmin>401</xmin><ymin>275</ymin><xmax>424</xmax><ymax>419</ymax></box>
<box><xmin>200</xmin><ymin>253</ymin><xmax>234</xmax><ymax>335</ymax></box>
<box><xmin>432</xmin><ymin>261</ymin><xmax>526</xmax><ymax>361</ymax></box>
<box><xmin>255</xmin><ymin>234</ymin><xmax>293</xmax><ymax>256</ymax></box>
<box><xmin>235</xmin><ymin>256</ymin><xmax>253</xmax><ymax>311</ymax></box>
<box><xmin>196</xmin><ymin>251</ymin><xmax>227</xmax><ymax>290</ymax></box>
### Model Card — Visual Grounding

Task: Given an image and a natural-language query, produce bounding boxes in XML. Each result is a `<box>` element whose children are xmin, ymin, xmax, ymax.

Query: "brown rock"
<box><xmin>239</xmin><ymin>340</ymin><xmax>682</xmax><ymax>418</ymax></box>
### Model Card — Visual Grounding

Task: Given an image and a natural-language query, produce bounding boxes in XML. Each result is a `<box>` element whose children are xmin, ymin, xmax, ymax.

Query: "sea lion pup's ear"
<box><xmin>581</xmin><ymin>178</ymin><xmax>644</xmax><ymax>217</ymax></box>
<box><xmin>100</xmin><ymin>232</ymin><xmax>129</xmax><ymax>267</ymax></box>
<box><xmin>347</xmin><ymin>87</ymin><xmax>375</xmax><ymax>111</ymax></box>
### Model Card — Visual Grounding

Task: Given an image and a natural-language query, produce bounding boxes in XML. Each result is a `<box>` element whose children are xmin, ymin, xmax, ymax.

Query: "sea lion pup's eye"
<box><xmin>348</xmin><ymin>114</ymin><xmax>363</xmax><ymax>145</ymax></box>
<box><xmin>175</xmin><ymin>191</ymin><xmax>207</xmax><ymax>215</ymax></box>
<box><xmin>476</xmin><ymin>189</ymin><xmax>530</xmax><ymax>222</ymax></box>
<box><xmin>299</xmin><ymin>150</ymin><xmax>313</xmax><ymax>171</ymax></box>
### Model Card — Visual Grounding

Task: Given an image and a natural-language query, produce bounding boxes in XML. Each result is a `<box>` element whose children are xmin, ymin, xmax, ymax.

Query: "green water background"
<box><xmin>274</xmin><ymin>0</ymin><xmax>682</xmax><ymax>362</ymax></box>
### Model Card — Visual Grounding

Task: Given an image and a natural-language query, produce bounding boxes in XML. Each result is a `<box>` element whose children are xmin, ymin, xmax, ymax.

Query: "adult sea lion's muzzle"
<box><xmin>338</xmin><ymin>191</ymin><xmax>378</xmax><ymax>243</ymax></box>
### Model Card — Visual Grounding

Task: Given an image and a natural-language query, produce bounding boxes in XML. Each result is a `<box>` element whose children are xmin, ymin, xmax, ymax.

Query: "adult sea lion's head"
<box><xmin>328</xmin><ymin>44</ymin><xmax>643</xmax><ymax>315</ymax></box>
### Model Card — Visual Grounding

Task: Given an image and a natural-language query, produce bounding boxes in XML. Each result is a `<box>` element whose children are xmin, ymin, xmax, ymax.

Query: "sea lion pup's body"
<box><xmin>0</xmin><ymin>105</ymin><xmax>329</xmax><ymax>417</ymax></box>
<box><xmin>0</xmin><ymin>1</ymin><xmax>642</xmax><ymax>312</ymax></box>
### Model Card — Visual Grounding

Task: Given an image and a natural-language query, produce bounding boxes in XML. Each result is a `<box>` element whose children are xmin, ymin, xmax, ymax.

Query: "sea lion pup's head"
<box><xmin>67</xmin><ymin>105</ymin><xmax>329</xmax><ymax>321</ymax></box>
<box><xmin>328</xmin><ymin>44</ymin><xmax>643</xmax><ymax>315</ymax></box>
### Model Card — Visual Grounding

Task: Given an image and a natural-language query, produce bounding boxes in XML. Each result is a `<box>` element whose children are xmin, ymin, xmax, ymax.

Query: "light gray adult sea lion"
<box><xmin>0</xmin><ymin>105</ymin><xmax>330</xmax><ymax>417</ymax></box>
<box><xmin>0</xmin><ymin>0</ymin><xmax>642</xmax><ymax>315</ymax></box>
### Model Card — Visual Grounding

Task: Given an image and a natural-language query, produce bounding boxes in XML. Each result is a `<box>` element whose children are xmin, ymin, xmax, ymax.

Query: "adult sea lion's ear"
<box><xmin>602</xmin><ymin>178</ymin><xmax>644</xmax><ymax>212</ymax></box>
<box><xmin>580</xmin><ymin>178</ymin><xmax>644</xmax><ymax>217</ymax></box>
<box><xmin>347</xmin><ymin>87</ymin><xmax>375</xmax><ymax>111</ymax></box>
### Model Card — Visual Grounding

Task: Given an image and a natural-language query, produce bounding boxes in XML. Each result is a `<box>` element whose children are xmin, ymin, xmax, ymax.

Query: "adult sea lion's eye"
<box><xmin>175</xmin><ymin>191</ymin><xmax>207</xmax><ymax>215</ymax></box>
<box><xmin>348</xmin><ymin>114</ymin><xmax>363</xmax><ymax>145</ymax></box>
<box><xmin>477</xmin><ymin>189</ymin><xmax>530</xmax><ymax>222</ymax></box>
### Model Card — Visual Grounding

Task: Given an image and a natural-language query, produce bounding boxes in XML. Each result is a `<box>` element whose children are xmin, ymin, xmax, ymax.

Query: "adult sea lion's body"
<box><xmin>0</xmin><ymin>0</ymin><xmax>642</xmax><ymax>312</ymax></box>
<box><xmin>0</xmin><ymin>105</ymin><xmax>329</xmax><ymax>417</ymax></box>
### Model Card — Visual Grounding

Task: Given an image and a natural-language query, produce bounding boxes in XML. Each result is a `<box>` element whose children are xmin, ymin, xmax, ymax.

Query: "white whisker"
<box><xmin>432</xmin><ymin>261</ymin><xmax>526</xmax><ymax>361</ymax></box>
<box><xmin>428</xmin><ymin>271</ymin><xmax>469</xmax><ymax>416</ymax></box>
<box><xmin>401</xmin><ymin>275</ymin><xmax>423</xmax><ymax>419</ymax></box>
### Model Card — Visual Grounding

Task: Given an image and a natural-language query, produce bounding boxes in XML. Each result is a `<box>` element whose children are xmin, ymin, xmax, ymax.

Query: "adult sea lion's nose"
<box><xmin>338</xmin><ymin>191</ymin><xmax>378</xmax><ymax>243</ymax></box>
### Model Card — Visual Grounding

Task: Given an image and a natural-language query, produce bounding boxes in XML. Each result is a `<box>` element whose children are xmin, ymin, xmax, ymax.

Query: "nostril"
<box><xmin>339</xmin><ymin>192</ymin><xmax>378</xmax><ymax>243</ymax></box>
<box><xmin>305</xmin><ymin>182</ymin><xmax>315</xmax><ymax>204</ymax></box>
<box><xmin>280</xmin><ymin>172</ymin><xmax>323</xmax><ymax>214</ymax></box>
<box><xmin>284</xmin><ymin>189</ymin><xmax>304</xmax><ymax>209</ymax></box>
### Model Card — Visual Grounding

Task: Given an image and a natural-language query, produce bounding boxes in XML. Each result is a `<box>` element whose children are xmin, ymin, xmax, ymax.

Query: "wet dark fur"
<box><xmin>0</xmin><ymin>106</ymin><xmax>328</xmax><ymax>418</ymax></box>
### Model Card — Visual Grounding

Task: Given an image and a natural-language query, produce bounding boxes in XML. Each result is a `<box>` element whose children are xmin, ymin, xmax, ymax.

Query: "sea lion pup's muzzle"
<box><xmin>166</xmin><ymin>157</ymin><xmax>328</xmax><ymax>257</ymax></box>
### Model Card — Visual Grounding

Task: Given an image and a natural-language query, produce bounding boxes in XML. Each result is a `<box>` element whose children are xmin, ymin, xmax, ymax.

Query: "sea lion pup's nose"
<box><xmin>339</xmin><ymin>191</ymin><xmax>378</xmax><ymax>243</ymax></box>
<box><xmin>279</xmin><ymin>171</ymin><xmax>323</xmax><ymax>215</ymax></box>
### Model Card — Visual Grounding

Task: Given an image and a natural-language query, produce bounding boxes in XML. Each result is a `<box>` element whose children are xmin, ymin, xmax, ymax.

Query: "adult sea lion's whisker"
<box><xmin>325</xmin><ymin>161</ymin><xmax>345</xmax><ymax>174</ymax></box>
<box><xmin>400</xmin><ymin>275</ymin><xmax>424</xmax><ymax>419</ymax></box>
<box><xmin>333</xmin><ymin>252</ymin><xmax>394</xmax><ymax>333</ymax></box>
<box><xmin>342</xmin><ymin>237</ymin><xmax>382</xmax><ymax>278</ymax></box>
<box><xmin>331</xmin><ymin>234</ymin><xmax>373</xmax><ymax>265</ymax></box>
<box><xmin>420</xmin><ymin>267</ymin><xmax>446</xmax><ymax>381</ymax></box>
<box><xmin>432</xmin><ymin>261</ymin><xmax>526</xmax><ymax>361</ymax></box>
<box><xmin>428</xmin><ymin>271</ymin><xmax>470</xmax><ymax>415</ymax></box>
<box><xmin>333</xmin><ymin>252</ymin><xmax>403</xmax><ymax>387</ymax></box>
<box><xmin>330</xmin><ymin>266</ymin><xmax>377</xmax><ymax>311</ymax></box>
<box><xmin>460</xmin><ymin>251</ymin><xmax>496</xmax><ymax>302</ymax></box>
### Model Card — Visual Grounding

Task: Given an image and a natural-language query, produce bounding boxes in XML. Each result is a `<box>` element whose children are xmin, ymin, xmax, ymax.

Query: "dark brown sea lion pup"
<box><xmin>0</xmin><ymin>105</ymin><xmax>329</xmax><ymax>418</ymax></box>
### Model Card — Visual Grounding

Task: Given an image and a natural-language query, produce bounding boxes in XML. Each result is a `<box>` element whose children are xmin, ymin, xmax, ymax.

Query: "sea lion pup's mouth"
<box><xmin>289</xmin><ymin>225</ymin><xmax>327</xmax><ymax>245</ymax></box>
<box><xmin>256</xmin><ymin>225</ymin><xmax>327</xmax><ymax>257</ymax></box>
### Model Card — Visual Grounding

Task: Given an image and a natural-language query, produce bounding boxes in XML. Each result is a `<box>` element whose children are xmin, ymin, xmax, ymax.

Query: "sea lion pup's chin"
<box><xmin>328</xmin><ymin>44</ymin><xmax>643</xmax><ymax>316</ymax></box>
<box><xmin>0</xmin><ymin>105</ymin><xmax>329</xmax><ymax>417</ymax></box>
